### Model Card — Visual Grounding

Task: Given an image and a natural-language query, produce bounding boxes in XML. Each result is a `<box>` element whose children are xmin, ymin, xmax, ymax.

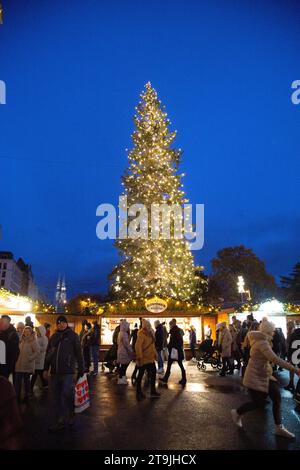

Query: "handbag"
<box><xmin>74</xmin><ymin>373</ymin><xmax>90</xmax><ymax>413</ymax></box>
<box><xmin>170</xmin><ymin>348</ymin><xmax>178</xmax><ymax>361</ymax></box>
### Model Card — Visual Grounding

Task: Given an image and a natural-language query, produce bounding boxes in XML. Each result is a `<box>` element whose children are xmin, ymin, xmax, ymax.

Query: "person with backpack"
<box><xmin>44</xmin><ymin>315</ymin><xmax>84</xmax><ymax>432</ymax></box>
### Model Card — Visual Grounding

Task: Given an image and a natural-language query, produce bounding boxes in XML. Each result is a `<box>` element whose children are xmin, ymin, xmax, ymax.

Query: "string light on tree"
<box><xmin>110</xmin><ymin>82</ymin><xmax>197</xmax><ymax>301</ymax></box>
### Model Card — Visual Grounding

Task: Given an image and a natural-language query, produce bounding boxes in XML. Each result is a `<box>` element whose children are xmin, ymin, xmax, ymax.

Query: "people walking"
<box><xmin>189</xmin><ymin>325</ymin><xmax>197</xmax><ymax>362</ymax></box>
<box><xmin>159</xmin><ymin>319</ymin><xmax>186</xmax><ymax>386</ymax></box>
<box><xmin>44</xmin><ymin>315</ymin><xmax>84</xmax><ymax>432</ymax></box>
<box><xmin>135</xmin><ymin>319</ymin><xmax>160</xmax><ymax>400</ymax></box>
<box><xmin>90</xmin><ymin>321</ymin><xmax>100</xmax><ymax>376</ymax></box>
<box><xmin>231</xmin><ymin>317</ymin><xmax>300</xmax><ymax>439</ymax></box>
<box><xmin>15</xmin><ymin>326</ymin><xmax>38</xmax><ymax>403</ymax></box>
<box><xmin>0</xmin><ymin>315</ymin><xmax>20</xmax><ymax>380</ymax></box>
<box><xmin>217</xmin><ymin>322</ymin><xmax>233</xmax><ymax>376</ymax></box>
<box><xmin>117</xmin><ymin>320</ymin><xmax>133</xmax><ymax>385</ymax></box>
<box><xmin>154</xmin><ymin>320</ymin><xmax>164</xmax><ymax>374</ymax></box>
<box><xmin>31</xmin><ymin>325</ymin><xmax>48</xmax><ymax>392</ymax></box>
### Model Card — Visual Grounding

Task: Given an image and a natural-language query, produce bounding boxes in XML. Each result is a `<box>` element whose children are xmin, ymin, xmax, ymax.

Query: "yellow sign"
<box><xmin>145</xmin><ymin>297</ymin><xmax>167</xmax><ymax>314</ymax></box>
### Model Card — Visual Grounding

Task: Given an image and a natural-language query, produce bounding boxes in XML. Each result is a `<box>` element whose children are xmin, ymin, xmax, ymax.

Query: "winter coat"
<box><xmin>189</xmin><ymin>329</ymin><xmax>197</xmax><ymax>347</ymax></box>
<box><xmin>44</xmin><ymin>327</ymin><xmax>84</xmax><ymax>375</ymax></box>
<box><xmin>135</xmin><ymin>328</ymin><xmax>157</xmax><ymax>366</ymax></box>
<box><xmin>155</xmin><ymin>324</ymin><xmax>164</xmax><ymax>352</ymax></box>
<box><xmin>15</xmin><ymin>335</ymin><xmax>38</xmax><ymax>374</ymax></box>
<box><xmin>168</xmin><ymin>325</ymin><xmax>184</xmax><ymax>361</ymax></box>
<box><xmin>35</xmin><ymin>326</ymin><xmax>48</xmax><ymax>370</ymax></box>
<box><xmin>218</xmin><ymin>327</ymin><xmax>232</xmax><ymax>358</ymax></box>
<box><xmin>0</xmin><ymin>325</ymin><xmax>19</xmax><ymax>376</ymax></box>
<box><xmin>117</xmin><ymin>321</ymin><xmax>133</xmax><ymax>364</ymax></box>
<box><xmin>243</xmin><ymin>331</ymin><xmax>295</xmax><ymax>393</ymax></box>
<box><xmin>288</xmin><ymin>329</ymin><xmax>300</xmax><ymax>366</ymax></box>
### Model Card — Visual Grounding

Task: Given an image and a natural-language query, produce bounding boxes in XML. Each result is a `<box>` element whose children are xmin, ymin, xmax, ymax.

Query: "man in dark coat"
<box><xmin>154</xmin><ymin>320</ymin><xmax>164</xmax><ymax>373</ymax></box>
<box><xmin>44</xmin><ymin>315</ymin><xmax>84</xmax><ymax>432</ymax></box>
<box><xmin>159</xmin><ymin>319</ymin><xmax>186</xmax><ymax>385</ymax></box>
<box><xmin>0</xmin><ymin>315</ymin><xmax>19</xmax><ymax>380</ymax></box>
<box><xmin>89</xmin><ymin>321</ymin><xmax>100</xmax><ymax>376</ymax></box>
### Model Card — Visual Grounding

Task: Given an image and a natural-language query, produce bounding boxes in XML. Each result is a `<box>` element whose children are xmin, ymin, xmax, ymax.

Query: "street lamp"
<box><xmin>237</xmin><ymin>275</ymin><xmax>245</xmax><ymax>303</ymax></box>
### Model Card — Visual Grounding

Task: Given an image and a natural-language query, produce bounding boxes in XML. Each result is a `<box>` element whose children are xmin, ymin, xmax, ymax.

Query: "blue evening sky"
<box><xmin>0</xmin><ymin>0</ymin><xmax>300</xmax><ymax>300</ymax></box>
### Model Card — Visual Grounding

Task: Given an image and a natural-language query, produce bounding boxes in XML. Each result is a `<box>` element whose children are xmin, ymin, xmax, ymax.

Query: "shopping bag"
<box><xmin>74</xmin><ymin>373</ymin><xmax>90</xmax><ymax>413</ymax></box>
<box><xmin>170</xmin><ymin>348</ymin><xmax>178</xmax><ymax>361</ymax></box>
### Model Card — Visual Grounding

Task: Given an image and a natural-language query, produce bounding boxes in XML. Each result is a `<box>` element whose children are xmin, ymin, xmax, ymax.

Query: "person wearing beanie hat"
<box><xmin>231</xmin><ymin>317</ymin><xmax>300</xmax><ymax>439</ymax></box>
<box><xmin>44</xmin><ymin>314</ymin><xmax>84</xmax><ymax>432</ymax></box>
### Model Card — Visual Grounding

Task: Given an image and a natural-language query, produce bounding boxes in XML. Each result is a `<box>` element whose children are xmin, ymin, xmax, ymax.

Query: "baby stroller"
<box><xmin>196</xmin><ymin>338</ymin><xmax>222</xmax><ymax>371</ymax></box>
<box><xmin>103</xmin><ymin>343</ymin><xmax>118</xmax><ymax>373</ymax></box>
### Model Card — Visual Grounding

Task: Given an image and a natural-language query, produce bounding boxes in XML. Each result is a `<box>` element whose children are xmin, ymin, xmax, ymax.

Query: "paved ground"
<box><xmin>21</xmin><ymin>362</ymin><xmax>300</xmax><ymax>450</ymax></box>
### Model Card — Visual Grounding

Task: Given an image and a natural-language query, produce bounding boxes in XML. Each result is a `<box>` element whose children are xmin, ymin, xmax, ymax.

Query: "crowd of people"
<box><xmin>1</xmin><ymin>312</ymin><xmax>300</xmax><ymax>447</ymax></box>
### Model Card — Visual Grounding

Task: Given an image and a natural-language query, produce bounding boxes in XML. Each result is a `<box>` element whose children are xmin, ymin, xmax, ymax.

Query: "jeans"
<box><xmin>237</xmin><ymin>380</ymin><xmax>282</xmax><ymax>425</ymax></box>
<box><xmin>157</xmin><ymin>350</ymin><xmax>164</xmax><ymax>370</ymax></box>
<box><xmin>164</xmin><ymin>358</ymin><xmax>186</xmax><ymax>381</ymax></box>
<box><xmin>90</xmin><ymin>345</ymin><xmax>99</xmax><ymax>374</ymax></box>
<box><xmin>15</xmin><ymin>372</ymin><xmax>31</xmax><ymax>401</ymax></box>
<box><xmin>136</xmin><ymin>363</ymin><xmax>157</xmax><ymax>395</ymax></box>
<box><xmin>49</xmin><ymin>374</ymin><xmax>75</xmax><ymax>425</ymax></box>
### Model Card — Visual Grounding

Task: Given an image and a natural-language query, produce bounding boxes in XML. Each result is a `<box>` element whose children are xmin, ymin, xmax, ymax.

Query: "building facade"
<box><xmin>0</xmin><ymin>251</ymin><xmax>38</xmax><ymax>299</ymax></box>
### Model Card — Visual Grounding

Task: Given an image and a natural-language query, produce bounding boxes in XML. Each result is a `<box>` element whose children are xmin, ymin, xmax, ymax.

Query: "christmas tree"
<box><xmin>110</xmin><ymin>82</ymin><xmax>197</xmax><ymax>301</ymax></box>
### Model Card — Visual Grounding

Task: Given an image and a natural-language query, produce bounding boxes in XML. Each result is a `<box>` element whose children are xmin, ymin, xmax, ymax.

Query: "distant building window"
<box><xmin>2</xmin><ymin>272</ymin><xmax>5</xmax><ymax>278</ymax></box>
<box><xmin>3</xmin><ymin>263</ymin><xmax>7</xmax><ymax>269</ymax></box>
<box><xmin>0</xmin><ymin>280</ymin><xmax>4</xmax><ymax>287</ymax></box>
<box><xmin>0</xmin><ymin>263</ymin><xmax>1</xmax><ymax>269</ymax></box>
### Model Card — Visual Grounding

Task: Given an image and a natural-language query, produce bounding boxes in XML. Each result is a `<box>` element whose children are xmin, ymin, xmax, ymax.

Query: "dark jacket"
<box><xmin>130</xmin><ymin>328</ymin><xmax>139</xmax><ymax>351</ymax></box>
<box><xmin>189</xmin><ymin>329</ymin><xmax>196</xmax><ymax>346</ymax></box>
<box><xmin>168</xmin><ymin>325</ymin><xmax>184</xmax><ymax>361</ymax></box>
<box><xmin>44</xmin><ymin>327</ymin><xmax>84</xmax><ymax>375</ymax></box>
<box><xmin>288</xmin><ymin>328</ymin><xmax>300</xmax><ymax>366</ymax></box>
<box><xmin>0</xmin><ymin>325</ymin><xmax>19</xmax><ymax>377</ymax></box>
<box><xmin>89</xmin><ymin>324</ymin><xmax>100</xmax><ymax>346</ymax></box>
<box><xmin>155</xmin><ymin>324</ymin><xmax>164</xmax><ymax>352</ymax></box>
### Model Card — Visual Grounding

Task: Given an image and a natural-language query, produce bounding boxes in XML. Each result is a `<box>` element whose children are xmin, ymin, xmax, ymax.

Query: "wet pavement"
<box><xmin>21</xmin><ymin>362</ymin><xmax>300</xmax><ymax>450</ymax></box>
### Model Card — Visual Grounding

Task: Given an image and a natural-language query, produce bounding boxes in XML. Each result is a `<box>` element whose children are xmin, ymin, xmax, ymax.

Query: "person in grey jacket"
<box><xmin>231</xmin><ymin>317</ymin><xmax>300</xmax><ymax>439</ymax></box>
<box><xmin>44</xmin><ymin>315</ymin><xmax>84</xmax><ymax>432</ymax></box>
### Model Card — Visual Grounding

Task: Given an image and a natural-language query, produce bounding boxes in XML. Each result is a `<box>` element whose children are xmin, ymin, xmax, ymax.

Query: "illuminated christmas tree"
<box><xmin>110</xmin><ymin>82</ymin><xmax>197</xmax><ymax>301</ymax></box>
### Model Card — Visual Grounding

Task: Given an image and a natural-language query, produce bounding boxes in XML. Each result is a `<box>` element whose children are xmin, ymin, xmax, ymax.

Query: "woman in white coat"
<box><xmin>217</xmin><ymin>322</ymin><xmax>232</xmax><ymax>376</ymax></box>
<box><xmin>117</xmin><ymin>320</ymin><xmax>133</xmax><ymax>385</ymax></box>
<box><xmin>30</xmin><ymin>325</ymin><xmax>48</xmax><ymax>391</ymax></box>
<box><xmin>231</xmin><ymin>317</ymin><xmax>300</xmax><ymax>439</ymax></box>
